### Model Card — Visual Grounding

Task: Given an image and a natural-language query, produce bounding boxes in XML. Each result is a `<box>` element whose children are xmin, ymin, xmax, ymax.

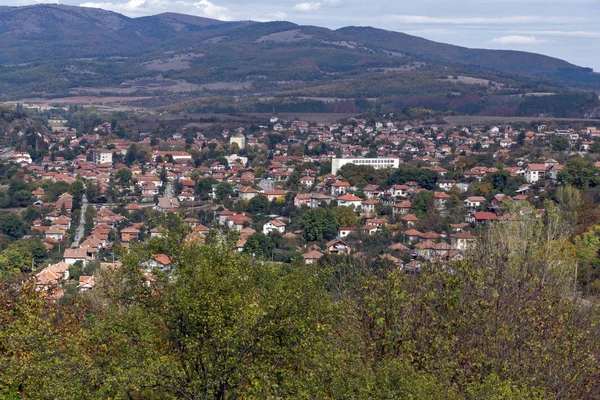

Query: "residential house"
<box><xmin>450</xmin><ymin>231</ymin><xmax>477</xmax><ymax>250</ymax></box>
<box><xmin>464</xmin><ymin>196</ymin><xmax>486</xmax><ymax>210</ymax></box>
<box><xmin>337</xmin><ymin>193</ymin><xmax>363</xmax><ymax>209</ymax></box>
<box><xmin>325</xmin><ymin>238</ymin><xmax>351</xmax><ymax>255</ymax></box>
<box><xmin>263</xmin><ymin>220</ymin><xmax>286</xmax><ymax>235</ymax></box>
<box><xmin>238</xmin><ymin>186</ymin><xmax>260</xmax><ymax>201</ymax></box>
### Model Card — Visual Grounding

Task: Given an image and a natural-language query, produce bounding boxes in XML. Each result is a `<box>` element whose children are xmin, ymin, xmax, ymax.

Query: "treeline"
<box><xmin>516</xmin><ymin>92</ymin><xmax>600</xmax><ymax>118</ymax></box>
<box><xmin>1</xmin><ymin>211</ymin><xmax>599</xmax><ymax>399</ymax></box>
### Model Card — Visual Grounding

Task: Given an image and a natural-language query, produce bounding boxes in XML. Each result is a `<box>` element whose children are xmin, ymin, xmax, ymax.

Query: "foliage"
<box><xmin>338</xmin><ymin>164</ymin><xmax>391</xmax><ymax>188</ymax></box>
<box><xmin>215</xmin><ymin>183</ymin><xmax>233</xmax><ymax>202</ymax></box>
<box><xmin>242</xmin><ymin>232</ymin><xmax>274</xmax><ymax>259</ymax></box>
<box><xmin>516</xmin><ymin>92</ymin><xmax>600</xmax><ymax>118</ymax></box>
<box><xmin>246</xmin><ymin>195</ymin><xmax>270</xmax><ymax>215</ymax></box>
<box><xmin>300</xmin><ymin>207</ymin><xmax>339</xmax><ymax>242</ymax></box>
<box><xmin>115</xmin><ymin>168</ymin><xmax>133</xmax><ymax>186</ymax></box>
<box><xmin>0</xmin><ymin>215</ymin><xmax>598</xmax><ymax>398</ymax></box>
<box><xmin>411</xmin><ymin>190</ymin><xmax>434</xmax><ymax>216</ymax></box>
<box><xmin>387</xmin><ymin>165</ymin><xmax>439</xmax><ymax>190</ymax></box>
<box><xmin>558</xmin><ymin>157</ymin><xmax>600</xmax><ymax>189</ymax></box>
<box><xmin>0</xmin><ymin>214</ymin><xmax>25</xmax><ymax>239</ymax></box>
<box><xmin>332</xmin><ymin>206</ymin><xmax>360</xmax><ymax>227</ymax></box>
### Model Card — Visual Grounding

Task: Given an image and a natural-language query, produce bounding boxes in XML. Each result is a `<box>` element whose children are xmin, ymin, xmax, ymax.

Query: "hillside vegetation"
<box><xmin>0</xmin><ymin>212</ymin><xmax>598</xmax><ymax>399</ymax></box>
<box><xmin>0</xmin><ymin>4</ymin><xmax>598</xmax><ymax>117</ymax></box>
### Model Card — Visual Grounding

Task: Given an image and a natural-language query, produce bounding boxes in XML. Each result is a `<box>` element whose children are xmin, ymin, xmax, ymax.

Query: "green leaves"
<box><xmin>300</xmin><ymin>207</ymin><xmax>339</xmax><ymax>242</ymax></box>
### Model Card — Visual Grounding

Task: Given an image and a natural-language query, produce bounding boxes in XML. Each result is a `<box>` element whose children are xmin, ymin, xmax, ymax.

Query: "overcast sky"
<box><xmin>4</xmin><ymin>0</ymin><xmax>600</xmax><ymax>71</ymax></box>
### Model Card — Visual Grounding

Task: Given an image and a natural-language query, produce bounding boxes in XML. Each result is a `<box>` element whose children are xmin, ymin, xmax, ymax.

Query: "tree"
<box><xmin>0</xmin><ymin>214</ymin><xmax>25</xmax><ymax>239</ymax></box>
<box><xmin>338</xmin><ymin>164</ymin><xmax>390</xmax><ymax>188</ymax></box>
<box><xmin>558</xmin><ymin>157</ymin><xmax>600</xmax><ymax>189</ymax></box>
<box><xmin>332</xmin><ymin>206</ymin><xmax>359</xmax><ymax>227</ymax></box>
<box><xmin>243</xmin><ymin>232</ymin><xmax>274</xmax><ymax>259</ymax></box>
<box><xmin>115</xmin><ymin>168</ymin><xmax>133</xmax><ymax>187</ymax></box>
<box><xmin>11</xmin><ymin>190</ymin><xmax>33</xmax><ymax>207</ymax></box>
<box><xmin>215</xmin><ymin>183</ymin><xmax>233</xmax><ymax>202</ymax></box>
<box><xmin>8</xmin><ymin>179</ymin><xmax>27</xmax><ymax>197</ymax></box>
<box><xmin>286</xmin><ymin>171</ymin><xmax>301</xmax><ymax>190</ymax></box>
<box><xmin>85</xmin><ymin>181</ymin><xmax>99</xmax><ymax>203</ymax></box>
<box><xmin>300</xmin><ymin>208</ymin><xmax>338</xmax><ymax>242</ymax></box>
<box><xmin>411</xmin><ymin>190</ymin><xmax>434</xmax><ymax>216</ymax></box>
<box><xmin>246</xmin><ymin>195</ymin><xmax>270</xmax><ymax>215</ymax></box>
<box><xmin>550</xmin><ymin>136</ymin><xmax>570</xmax><ymax>151</ymax></box>
<box><xmin>21</xmin><ymin>206</ymin><xmax>41</xmax><ymax>224</ymax></box>
<box><xmin>98</xmin><ymin>226</ymin><xmax>334</xmax><ymax>399</ymax></box>
<box><xmin>70</xmin><ymin>180</ymin><xmax>84</xmax><ymax>211</ymax></box>
<box><xmin>490</xmin><ymin>170</ymin><xmax>510</xmax><ymax>193</ymax></box>
<box><xmin>555</xmin><ymin>185</ymin><xmax>581</xmax><ymax>231</ymax></box>
<box><xmin>387</xmin><ymin>165</ymin><xmax>438</xmax><ymax>190</ymax></box>
<box><xmin>195</xmin><ymin>177</ymin><xmax>217</xmax><ymax>199</ymax></box>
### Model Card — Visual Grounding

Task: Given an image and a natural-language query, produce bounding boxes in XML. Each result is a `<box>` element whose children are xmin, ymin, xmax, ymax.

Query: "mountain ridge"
<box><xmin>0</xmin><ymin>4</ymin><xmax>598</xmax><ymax>105</ymax></box>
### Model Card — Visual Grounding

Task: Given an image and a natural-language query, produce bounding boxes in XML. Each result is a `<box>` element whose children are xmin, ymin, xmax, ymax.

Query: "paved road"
<box><xmin>165</xmin><ymin>183</ymin><xmax>174</xmax><ymax>198</ymax></box>
<box><xmin>71</xmin><ymin>191</ymin><xmax>88</xmax><ymax>248</ymax></box>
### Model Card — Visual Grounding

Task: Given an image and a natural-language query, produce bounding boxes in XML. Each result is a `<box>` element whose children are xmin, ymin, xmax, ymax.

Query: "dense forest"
<box><xmin>1</xmin><ymin>210</ymin><xmax>598</xmax><ymax>399</ymax></box>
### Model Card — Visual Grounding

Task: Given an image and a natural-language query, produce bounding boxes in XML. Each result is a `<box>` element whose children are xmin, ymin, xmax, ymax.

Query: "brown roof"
<box><xmin>303</xmin><ymin>250</ymin><xmax>324</xmax><ymax>260</ymax></box>
<box><xmin>337</xmin><ymin>194</ymin><xmax>363</xmax><ymax>201</ymax></box>
<box><xmin>472</xmin><ymin>211</ymin><xmax>498</xmax><ymax>220</ymax></box>
<box><xmin>153</xmin><ymin>254</ymin><xmax>172</xmax><ymax>265</ymax></box>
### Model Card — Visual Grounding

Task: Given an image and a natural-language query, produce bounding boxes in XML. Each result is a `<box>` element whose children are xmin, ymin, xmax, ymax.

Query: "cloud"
<box><xmin>269</xmin><ymin>11</ymin><xmax>287</xmax><ymax>19</ymax></box>
<box><xmin>293</xmin><ymin>2</ymin><xmax>321</xmax><ymax>12</ymax></box>
<box><xmin>80</xmin><ymin>0</ymin><xmax>232</xmax><ymax>19</ymax></box>
<box><xmin>512</xmin><ymin>30</ymin><xmax>600</xmax><ymax>38</ymax></box>
<box><xmin>404</xmin><ymin>28</ymin><xmax>455</xmax><ymax>36</ymax></box>
<box><xmin>323</xmin><ymin>0</ymin><xmax>341</xmax><ymax>4</ymax></box>
<box><xmin>489</xmin><ymin>35</ymin><xmax>548</xmax><ymax>45</ymax></box>
<box><xmin>390</xmin><ymin>15</ymin><xmax>584</xmax><ymax>24</ymax></box>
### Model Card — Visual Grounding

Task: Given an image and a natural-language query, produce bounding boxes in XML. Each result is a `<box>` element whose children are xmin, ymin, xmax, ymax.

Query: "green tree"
<box><xmin>490</xmin><ymin>170</ymin><xmax>510</xmax><ymax>193</ymax></box>
<box><xmin>300</xmin><ymin>207</ymin><xmax>338</xmax><ymax>241</ymax></box>
<box><xmin>195</xmin><ymin>177</ymin><xmax>217</xmax><ymax>199</ymax></box>
<box><xmin>70</xmin><ymin>180</ymin><xmax>84</xmax><ymax>211</ymax></box>
<box><xmin>555</xmin><ymin>185</ymin><xmax>581</xmax><ymax>230</ymax></box>
<box><xmin>550</xmin><ymin>136</ymin><xmax>570</xmax><ymax>151</ymax></box>
<box><xmin>11</xmin><ymin>190</ymin><xmax>33</xmax><ymax>208</ymax></box>
<box><xmin>246</xmin><ymin>195</ymin><xmax>270</xmax><ymax>215</ymax></box>
<box><xmin>0</xmin><ymin>214</ymin><xmax>25</xmax><ymax>239</ymax></box>
<box><xmin>411</xmin><ymin>190</ymin><xmax>434</xmax><ymax>216</ymax></box>
<box><xmin>115</xmin><ymin>168</ymin><xmax>133</xmax><ymax>186</ymax></box>
<box><xmin>243</xmin><ymin>232</ymin><xmax>275</xmax><ymax>259</ymax></box>
<box><xmin>215</xmin><ymin>183</ymin><xmax>233</xmax><ymax>202</ymax></box>
<box><xmin>99</xmin><ymin>227</ymin><xmax>334</xmax><ymax>399</ymax></box>
<box><xmin>558</xmin><ymin>157</ymin><xmax>600</xmax><ymax>189</ymax></box>
<box><xmin>332</xmin><ymin>206</ymin><xmax>359</xmax><ymax>227</ymax></box>
<box><xmin>387</xmin><ymin>165</ymin><xmax>439</xmax><ymax>190</ymax></box>
<box><xmin>21</xmin><ymin>206</ymin><xmax>41</xmax><ymax>223</ymax></box>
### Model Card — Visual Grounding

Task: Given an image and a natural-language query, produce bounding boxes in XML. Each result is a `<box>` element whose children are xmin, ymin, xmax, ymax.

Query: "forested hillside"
<box><xmin>0</xmin><ymin>4</ymin><xmax>598</xmax><ymax>118</ymax></box>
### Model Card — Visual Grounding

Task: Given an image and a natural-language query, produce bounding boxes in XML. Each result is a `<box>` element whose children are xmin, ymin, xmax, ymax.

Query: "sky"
<box><xmin>3</xmin><ymin>0</ymin><xmax>600</xmax><ymax>71</ymax></box>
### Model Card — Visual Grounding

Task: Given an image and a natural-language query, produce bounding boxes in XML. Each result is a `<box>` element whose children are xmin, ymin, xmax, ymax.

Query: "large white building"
<box><xmin>93</xmin><ymin>149</ymin><xmax>113</xmax><ymax>165</ymax></box>
<box><xmin>331</xmin><ymin>157</ymin><xmax>400</xmax><ymax>175</ymax></box>
<box><xmin>230</xmin><ymin>134</ymin><xmax>246</xmax><ymax>150</ymax></box>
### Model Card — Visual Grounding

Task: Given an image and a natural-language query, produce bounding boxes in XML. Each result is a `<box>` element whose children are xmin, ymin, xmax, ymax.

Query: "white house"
<box><xmin>524</xmin><ymin>164</ymin><xmax>549</xmax><ymax>183</ymax></box>
<box><xmin>13</xmin><ymin>152</ymin><xmax>32</xmax><ymax>164</ymax></box>
<box><xmin>263</xmin><ymin>220</ymin><xmax>286</xmax><ymax>235</ymax></box>
<box><xmin>464</xmin><ymin>196</ymin><xmax>486</xmax><ymax>210</ymax></box>
<box><xmin>337</xmin><ymin>194</ymin><xmax>363</xmax><ymax>209</ymax></box>
<box><xmin>63</xmin><ymin>248</ymin><xmax>91</xmax><ymax>265</ymax></box>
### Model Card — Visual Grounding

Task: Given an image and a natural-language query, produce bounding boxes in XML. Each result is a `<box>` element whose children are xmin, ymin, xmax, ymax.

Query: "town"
<box><xmin>2</xmin><ymin>108</ymin><xmax>598</xmax><ymax>300</ymax></box>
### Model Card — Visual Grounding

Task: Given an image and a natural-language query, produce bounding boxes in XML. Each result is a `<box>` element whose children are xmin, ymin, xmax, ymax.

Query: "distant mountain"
<box><xmin>0</xmin><ymin>4</ymin><xmax>598</xmax><ymax>111</ymax></box>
